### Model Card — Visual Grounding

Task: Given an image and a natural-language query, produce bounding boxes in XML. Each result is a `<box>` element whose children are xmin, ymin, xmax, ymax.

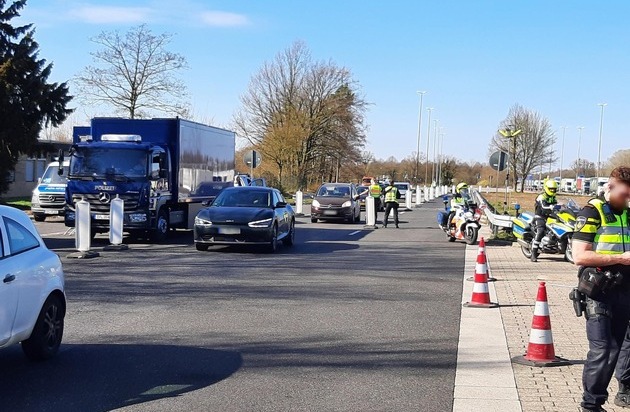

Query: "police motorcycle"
<box><xmin>511</xmin><ymin>199</ymin><xmax>579</xmax><ymax>263</ymax></box>
<box><xmin>437</xmin><ymin>195</ymin><xmax>482</xmax><ymax>245</ymax></box>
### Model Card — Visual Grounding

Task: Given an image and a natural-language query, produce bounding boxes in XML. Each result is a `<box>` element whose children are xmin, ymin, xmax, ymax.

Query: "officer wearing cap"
<box><xmin>573</xmin><ymin>166</ymin><xmax>630</xmax><ymax>412</ymax></box>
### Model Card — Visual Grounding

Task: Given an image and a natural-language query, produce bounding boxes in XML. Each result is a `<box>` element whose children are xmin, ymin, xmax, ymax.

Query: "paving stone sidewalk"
<box><xmin>485</xmin><ymin>231</ymin><xmax>624</xmax><ymax>412</ymax></box>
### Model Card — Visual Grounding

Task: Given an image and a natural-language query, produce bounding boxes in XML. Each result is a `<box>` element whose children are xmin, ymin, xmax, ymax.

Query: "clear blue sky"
<box><xmin>18</xmin><ymin>0</ymin><xmax>630</xmax><ymax>168</ymax></box>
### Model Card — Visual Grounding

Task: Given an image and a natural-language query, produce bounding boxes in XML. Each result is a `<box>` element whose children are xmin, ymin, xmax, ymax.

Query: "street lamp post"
<box><xmin>438</xmin><ymin>131</ymin><xmax>445</xmax><ymax>186</ymax></box>
<box><xmin>415</xmin><ymin>91</ymin><xmax>427</xmax><ymax>182</ymax></box>
<box><xmin>559</xmin><ymin>126</ymin><xmax>567</xmax><ymax>182</ymax></box>
<box><xmin>597</xmin><ymin>103</ymin><xmax>607</xmax><ymax>178</ymax></box>
<box><xmin>432</xmin><ymin>119</ymin><xmax>439</xmax><ymax>185</ymax></box>
<box><xmin>424</xmin><ymin>108</ymin><xmax>434</xmax><ymax>184</ymax></box>
<box><xmin>577</xmin><ymin>126</ymin><xmax>584</xmax><ymax>178</ymax></box>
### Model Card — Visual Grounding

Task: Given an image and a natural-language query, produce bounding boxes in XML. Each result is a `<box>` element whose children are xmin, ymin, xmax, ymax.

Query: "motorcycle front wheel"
<box><xmin>521</xmin><ymin>244</ymin><xmax>533</xmax><ymax>258</ymax></box>
<box><xmin>464</xmin><ymin>226</ymin><xmax>479</xmax><ymax>245</ymax></box>
<box><xmin>564</xmin><ymin>240</ymin><xmax>574</xmax><ymax>264</ymax></box>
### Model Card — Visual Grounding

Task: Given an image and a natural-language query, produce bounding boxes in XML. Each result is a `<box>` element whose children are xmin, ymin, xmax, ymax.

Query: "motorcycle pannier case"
<box><xmin>512</xmin><ymin>212</ymin><xmax>534</xmax><ymax>240</ymax></box>
<box><xmin>437</xmin><ymin>210</ymin><xmax>449</xmax><ymax>227</ymax></box>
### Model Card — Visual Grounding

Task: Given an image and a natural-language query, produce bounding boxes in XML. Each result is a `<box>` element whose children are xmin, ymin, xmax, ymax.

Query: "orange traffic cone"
<box><xmin>467</xmin><ymin>237</ymin><xmax>496</xmax><ymax>282</ymax></box>
<box><xmin>512</xmin><ymin>282</ymin><xmax>570</xmax><ymax>367</ymax></box>
<box><xmin>463</xmin><ymin>243</ymin><xmax>498</xmax><ymax>308</ymax></box>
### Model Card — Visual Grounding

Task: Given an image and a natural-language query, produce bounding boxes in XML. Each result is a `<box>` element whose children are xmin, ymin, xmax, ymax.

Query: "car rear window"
<box><xmin>4</xmin><ymin>217</ymin><xmax>40</xmax><ymax>256</ymax></box>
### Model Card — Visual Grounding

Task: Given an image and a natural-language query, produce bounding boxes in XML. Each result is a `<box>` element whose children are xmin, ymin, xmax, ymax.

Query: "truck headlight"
<box><xmin>195</xmin><ymin>217</ymin><xmax>212</xmax><ymax>226</ymax></box>
<box><xmin>248</xmin><ymin>218</ymin><xmax>272</xmax><ymax>228</ymax></box>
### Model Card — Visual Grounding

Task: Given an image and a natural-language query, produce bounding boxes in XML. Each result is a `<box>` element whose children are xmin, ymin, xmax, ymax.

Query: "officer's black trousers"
<box><xmin>582</xmin><ymin>287</ymin><xmax>630</xmax><ymax>408</ymax></box>
<box><xmin>383</xmin><ymin>202</ymin><xmax>398</xmax><ymax>227</ymax></box>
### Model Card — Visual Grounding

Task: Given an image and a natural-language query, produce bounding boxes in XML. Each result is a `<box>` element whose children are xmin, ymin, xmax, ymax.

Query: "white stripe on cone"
<box><xmin>534</xmin><ymin>301</ymin><xmax>550</xmax><ymax>316</ymax></box>
<box><xmin>475</xmin><ymin>262</ymin><xmax>487</xmax><ymax>274</ymax></box>
<box><xmin>528</xmin><ymin>328</ymin><xmax>554</xmax><ymax>345</ymax></box>
<box><xmin>473</xmin><ymin>282</ymin><xmax>489</xmax><ymax>293</ymax></box>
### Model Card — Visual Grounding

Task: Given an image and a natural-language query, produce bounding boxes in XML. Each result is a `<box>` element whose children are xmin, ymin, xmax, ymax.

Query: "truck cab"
<box><xmin>31</xmin><ymin>160</ymin><xmax>69</xmax><ymax>222</ymax></box>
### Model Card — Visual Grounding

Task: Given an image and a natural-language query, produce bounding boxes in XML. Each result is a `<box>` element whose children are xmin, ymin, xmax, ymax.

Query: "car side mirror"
<box><xmin>202</xmin><ymin>199</ymin><xmax>213</xmax><ymax>207</ymax></box>
<box><xmin>275</xmin><ymin>201</ymin><xmax>287</xmax><ymax>208</ymax></box>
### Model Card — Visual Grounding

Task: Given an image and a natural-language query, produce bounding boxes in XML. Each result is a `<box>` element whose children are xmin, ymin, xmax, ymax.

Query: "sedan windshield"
<box><xmin>213</xmin><ymin>190</ymin><xmax>272</xmax><ymax>208</ymax></box>
<box><xmin>70</xmin><ymin>148</ymin><xmax>148</xmax><ymax>178</ymax></box>
<box><xmin>317</xmin><ymin>185</ymin><xmax>351</xmax><ymax>198</ymax></box>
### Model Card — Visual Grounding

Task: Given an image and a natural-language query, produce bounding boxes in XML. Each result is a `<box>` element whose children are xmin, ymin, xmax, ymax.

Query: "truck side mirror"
<box><xmin>57</xmin><ymin>149</ymin><xmax>65</xmax><ymax>175</ymax></box>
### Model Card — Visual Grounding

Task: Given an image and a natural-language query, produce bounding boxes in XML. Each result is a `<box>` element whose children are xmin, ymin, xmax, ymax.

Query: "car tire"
<box><xmin>22</xmin><ymin>294</ymin><xmax>65</xmax><ymax>361</ymax></box>
<box><xmin>266</xmin><ymin>224</ymin><xmax>278</xmax><ymax>253</ymax></box>
<box><xmin>283</xmin><ymin>220</ymin><xmax>295</xmax><ymax>247</ymax></box>
<box><xmin>195</xmin><ymin>243</ymin><xmax>210</xmax><ymax>251</ymax></box>
<box><xmin>33</xmin><ymin>213</ymin><xmax>46</xmax><ymax>222</ymax></box>
<box><xmin>152</xmin><ymin>209</ymin><xmax>169</xmax><ymax>243</ymax></box>
<box><xmin>311</xmin><ymin>217</ymin><xmax>318</xmax><ymax>223</ymax></box>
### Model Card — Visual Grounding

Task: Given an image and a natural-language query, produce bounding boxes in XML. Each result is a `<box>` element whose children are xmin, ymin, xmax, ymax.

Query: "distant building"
<box><xmin>3</xmin><ymin>140</ymin><xmax>71</xmax><ymax>198</ymax></box>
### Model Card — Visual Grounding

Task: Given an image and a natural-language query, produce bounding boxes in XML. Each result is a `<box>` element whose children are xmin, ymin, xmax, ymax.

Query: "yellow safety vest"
<box><xmin>588</xmin><ymin>198</ymin><xmax>630</xmax><ymax>255</ymax></box>
<box><xmin>370</xmin><ymin>184</ymin><xmax>381</xmax><ymax>197</ymax></box>
<box><xmin>384</xmin><ymin>186</ymin><xmax>398</xmax><ymax>202</ymax></box>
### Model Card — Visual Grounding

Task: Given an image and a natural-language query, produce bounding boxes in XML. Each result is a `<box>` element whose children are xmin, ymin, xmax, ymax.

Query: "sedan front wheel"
<box><xmin>22</xmin><ymin>294</ymin><xmax>65</xmax><ymax>361</ymax></box>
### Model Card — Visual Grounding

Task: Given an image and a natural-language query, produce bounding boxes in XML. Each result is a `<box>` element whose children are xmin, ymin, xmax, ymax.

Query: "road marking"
<box><xmin>348</xmin><ymin>230</ymin><xmax>362</xmax><ymax>236</ymax></box>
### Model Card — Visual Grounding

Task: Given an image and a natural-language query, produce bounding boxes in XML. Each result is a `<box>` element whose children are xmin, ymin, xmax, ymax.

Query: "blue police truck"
<box><xmin>62</xmin><ymin>118</ymin><xmax>236</xmax><ymax>242</ymax></box>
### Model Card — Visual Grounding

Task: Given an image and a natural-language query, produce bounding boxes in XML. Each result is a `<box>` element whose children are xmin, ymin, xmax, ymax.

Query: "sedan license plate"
<box><xmin>94</xmin><ymin>214</ymin><xmax>110</xmax><ymax>220</ymax></box>
<box><xmin>323</xmin><ymin>210</ymin><xmax>337</xmax><ymax>216</ymax></box>
<box><xmin>218</xmin><ymin>227</ymin><xmax>241</xmax><ymax>235</ymax></box>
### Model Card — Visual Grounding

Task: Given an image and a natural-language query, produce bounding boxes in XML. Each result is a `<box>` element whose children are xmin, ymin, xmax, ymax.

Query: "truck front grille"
<box><xmin>38</xmin><ymin>194</ymin><xmax>65</xmax><ymax>205</ymax></box>
<box><xmin>72</xmin><ymin>193</ymin><xmax>140</xmax><ymax>213</ymax></box>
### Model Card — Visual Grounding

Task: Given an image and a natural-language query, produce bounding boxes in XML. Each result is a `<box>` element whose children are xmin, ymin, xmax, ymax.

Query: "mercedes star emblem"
<box><xmin>98</xmin><ymin>192</ymin><xmax>111</xmax><ymax>203</ymax></box>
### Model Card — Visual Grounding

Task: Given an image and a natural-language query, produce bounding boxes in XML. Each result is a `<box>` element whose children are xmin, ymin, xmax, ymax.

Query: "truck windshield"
<box><xmin>70</xmin><ymin>148</ymin><xmax>148</xmax><ymax>179</ymax></box>
<box><xmin>41</xmin><ymin>165</ymin><xmax>68</xmax><ymax>184</ymax></box>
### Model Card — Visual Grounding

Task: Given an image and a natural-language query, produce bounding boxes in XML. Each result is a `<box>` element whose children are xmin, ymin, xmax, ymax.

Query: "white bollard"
<box><xmin>429</xmin><ymin>186</ymin><xmax>435</xmax><ymax>200</ymax></box>
<box><xmin>452</xmin><ymin>185</ymin><xmax>456</xmax><ymax>193</ymax></box>
<box><xmin>405</xmin><ymin>190</ymin><xmax>412</xmax><ymax>210</ymax></box>
<box><xmin>68</xmin><ymin>197</ymin><xmax>99</xmax><ymax>258</ymax></box>
<box><xmin>365</xmin><ymin>196</ymin><xmax>376</xmax><ymax>228</ymax></box>
<box><xmin>295</xmin><ymin>190</ymin><xmax>304</xmax><ymax>216</ymax></box>
<box><xmin>415</xmin><ymin>185</ymin><xmax>422</xmax><ymax>206</ymax></box>
<box><xmin>104</xmin><ymin>195</ymin><xmax>128</xmax><ymax>251</ymax></box>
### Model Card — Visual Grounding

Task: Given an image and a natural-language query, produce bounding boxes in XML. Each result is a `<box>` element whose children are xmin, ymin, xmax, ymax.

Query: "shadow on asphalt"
<box><xmin>0</xmin><ymin>343</ymin><xmax>242</xmax><ymax>412</ymax></box>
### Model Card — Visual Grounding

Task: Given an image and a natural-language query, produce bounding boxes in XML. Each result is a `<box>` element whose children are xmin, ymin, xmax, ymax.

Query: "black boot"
<box><xmin>581</xmin><ymin>407</ymin><xmax>608</xmax><ymax>412</ymax></box>
<box><xmin>615</xmin><ymin>382</ymin><xmax>630</xmax><ymax>407</ymax></box>
<box><xmin>530</xmin><ymin>247</ymin><xmax>538</xmax><ymax>262</ymax></box>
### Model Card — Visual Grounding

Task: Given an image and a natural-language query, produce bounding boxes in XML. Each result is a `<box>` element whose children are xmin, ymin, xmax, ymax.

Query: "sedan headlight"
<box><xmin>195</xmin><ymin>216</ymin><xmax>213</xmax><ymax>226</ymax></box>
<box><xmin>342</xmin><ymin>201</ymin><xmax>352</xmax><ymax>208</ymax></box>
<box><xmin>248</xmin><ymin>218</ymin><xmax>273</xmax><ymax>228</ymax></box>
<box><xmin>312</xmin><ymin>199</ymin><xmax>320</xmax><ymax>208</ymax></box>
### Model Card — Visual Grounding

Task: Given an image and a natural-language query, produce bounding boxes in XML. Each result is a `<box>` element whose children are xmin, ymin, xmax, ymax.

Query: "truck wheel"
<box><xmin>33</xmin><ymin>213</ymin><xmax>46</xmax><ymax>222</ymax></box>
<box><xmin>22</xmin><ymin>294</ymin><xmax>64</xmax><ymax>361</ymax></box>
<box><xmin>152</xmin><ymin>210</ymin><xmax>169</xmax><ymax>242</ymax></box>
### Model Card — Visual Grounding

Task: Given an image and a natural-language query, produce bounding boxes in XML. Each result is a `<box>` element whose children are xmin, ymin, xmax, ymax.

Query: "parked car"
<box><xmin>311</xmin><ymin>183</ymin><xmax>361</xmax><ymax>223</ymax></box>
<box><xmin>194</xmin><ymin>186</ymin><xmax>295</xmax><ymax>253</ymax></box>
<box><xmin>0</xmin><ymin>205</ymin><xmax>66</xmax><ymax>360</ymax></box>
<box><xmin>30</xmin><ymin>160</ymin><xmax>69</xmax><ymax>222</ymax></box>
<box><xmin>192</xmin><ymin>181</ymin><xmax>233</xmax><ymax>204</ymax></box>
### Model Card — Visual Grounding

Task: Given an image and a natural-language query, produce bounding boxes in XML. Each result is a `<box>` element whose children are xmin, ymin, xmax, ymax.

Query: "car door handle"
<box><xmin>3</xmin><ymin>274</ymin><xmax>15</xmax><ymax>284</ymax></box>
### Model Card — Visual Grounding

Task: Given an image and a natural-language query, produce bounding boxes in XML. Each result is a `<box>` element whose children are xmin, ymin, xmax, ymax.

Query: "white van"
<box><xmin>394</xmin><ymin>182</ymin><xmax>412</xmax><ymax>199</ymax></box>
<box><xmin>30</xmin><ymin>160</ymin><xmax>69</xmax><ymax>222</ymax></box>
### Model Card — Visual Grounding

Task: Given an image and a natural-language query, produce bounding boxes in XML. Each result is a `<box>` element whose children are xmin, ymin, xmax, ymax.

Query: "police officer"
<box><xmin>447</xmin><ymin>182</ymin><xmax>469</xmax><ymax>228</ymax></box>
<box><xmin>382</xmin><ymin>181</ymin><xmax>401</xmax><ymax>228</ymax></box>
<box><xmin>573</xmin><ymin>166</ymin><xmax>630</xmax><ymax>412</ymax></box>
<box><xmin>531</xmin><ymin>179</ymin><xmax>559</xmax><ymax>262</ymax></box>
<box><xmin>369</xmin><ymin>179</ymin><xmax>382</xmax><ymax>224</ymax></box>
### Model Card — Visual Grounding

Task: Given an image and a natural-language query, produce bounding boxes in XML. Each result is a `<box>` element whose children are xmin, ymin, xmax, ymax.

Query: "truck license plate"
<box><xmin>44</xmin><ymin>210</ymin><xmax>59</xmax><ymax>215</ymax></box>
<box><xmin>94</xmin><ymin>214</ymin><xmax>110</xmax><ymax>220</ymax></box>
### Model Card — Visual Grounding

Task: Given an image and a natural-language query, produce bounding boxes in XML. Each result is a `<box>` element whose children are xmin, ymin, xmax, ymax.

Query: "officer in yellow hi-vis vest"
<box><xmin>572</xmin><ymin>166</ymin><xmax>630</xmax><ymax>412</ymax></box>
<box><xmin>382</xmin><ymin>181</ymin><xmax>401</xmax><ymax>228</ymax></box>
<box><xmin>368</xmin><ymin>179</ymin><xmax>382</xmax><ymax>224</ymax></box>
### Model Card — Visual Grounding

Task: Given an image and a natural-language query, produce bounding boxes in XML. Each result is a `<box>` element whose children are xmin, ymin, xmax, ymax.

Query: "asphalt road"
<box><xmin>0</xmin><ymin>201</ymin><xmax>466</xmax><ymax>412</ymax></box>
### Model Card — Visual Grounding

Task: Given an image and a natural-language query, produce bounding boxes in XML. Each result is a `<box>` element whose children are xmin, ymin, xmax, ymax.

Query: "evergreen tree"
<box><xmin>0</xmin><ymin>0</ymin><xmax>72</xmax><ymax>194</ymax></box>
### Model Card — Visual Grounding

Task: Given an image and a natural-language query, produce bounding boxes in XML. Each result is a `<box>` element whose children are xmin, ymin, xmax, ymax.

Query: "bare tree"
<box><xmin>235</xmin><ymin>41</ymin><xmax>367</xmax><ymax>189</ymax></box>
<box><xmin>75</xmin><ymin>24</ymin><xmax>189</xmax><ymax>119</ymax></box>
<box><xmin>490</xmin><ymin>104</ymin><xmax>556</xmax><ymax>192</ymax></box>
<box><xmin>606</xmin><ymin>149</ymin><xmax>630</xmax><ymax>174</ymax></box>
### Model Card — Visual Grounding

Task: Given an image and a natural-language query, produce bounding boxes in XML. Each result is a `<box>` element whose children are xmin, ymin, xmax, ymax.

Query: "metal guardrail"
<box><xmin>472</xmin><ymin>190</ymin><xmax>513</xmax><ymax>234</ymax></box>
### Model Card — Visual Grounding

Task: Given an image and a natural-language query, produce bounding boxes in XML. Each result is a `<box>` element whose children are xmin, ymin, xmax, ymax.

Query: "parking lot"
<box><xmin>0</xmin><ymin>201</ymin><xmax>467</xmax><ymax>412</ymax></box>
